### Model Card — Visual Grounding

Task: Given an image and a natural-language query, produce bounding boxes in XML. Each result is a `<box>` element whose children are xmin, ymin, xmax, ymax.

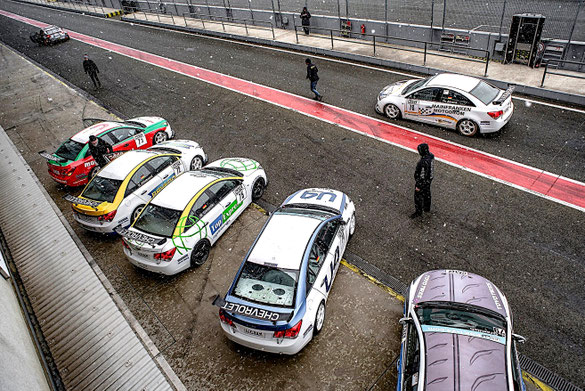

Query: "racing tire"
<box><xmin>457</xmin><ymin>119</ymin><xmax>479</xmax><ymax>137</ymax></box>
<box><xmin>89</xmin><ymin>166</ymin><xmax>99</xmax><ymax>179</ymax></box>
<box><xmin>153</xmin><ymin>131</ymin><xmax>168</xmax><ymax>145</ymax></box>
<box><xmin>251</xmin><ymin>178</ymin><xmax>266</xmax><ymax>202</ymax></box>
<box><xmin>348</xmin><ymin>212</ymin><xmax>356</xmax><ymax>238</ymax></box>
<box><xmin>131</xmin><ymin>204</ymin><xmax>145</xmax><ymax>223</ymax></box>
<box><xmin>190</xmin><ymin>240</ymin><xmax>211</xmax><ymax>267</ymax></box>
<box><xmin>384</xmin><ymin>104</ymin><xmax>401</xmax><ymax>120</ymax></box>
<box><xmin>313</xmin><ymin>300</ymin><xmax>326</xmax><ymax>336</ymax></box>
<box><xmin>190</xmin><ymin>156</ymin><xmax>204</xmax><ymax>171</ymax></box>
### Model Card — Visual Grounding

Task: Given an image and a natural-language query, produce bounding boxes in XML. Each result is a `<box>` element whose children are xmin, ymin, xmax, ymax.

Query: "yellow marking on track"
<box><xmin>251</xmin><ymin>203</ymin><xmax>267</xmax><ymax>214</ymax></box>
<box><xmin>341</xmin><ymin>259</ymin><xmax>404</xmax><ymax>302</ymax></box>
<box><xmin>522</xmin><ymin>371</ymin><xmax>555</xmax><ymax>391</ymax></box>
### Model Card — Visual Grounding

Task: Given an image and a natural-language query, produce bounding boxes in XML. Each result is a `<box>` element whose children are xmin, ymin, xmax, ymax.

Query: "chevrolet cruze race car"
<box><xmin>118</xmin><ymin>158</ymin><xmax>267</xmax><ymax>275</ymax></box>
<box><xmin>65</xmin><ymin>141</ymin><xmax>206</xmax><ymax>233</ymax></box>
<box><xmin>39</xmin><ymin>117</ymin><xmax>174</xmax><ymax>187</ymax></box>
<box><xmin>397</xmin><ymin>269</ymin><xmax>526</xmax><ymax>391</ymax></box>
<box><xmin>30</xmin><ymin>26</ymin><xmax>70</xmax><ymax>46</ymax></box>
<box><xmin>216</xmin><ymin>188</ymin><xmax>355</xmax><ymax>355</ymax></box>
<box><xmin>375</xmin><ymin>73</ymin><xmax>514</xmax><ymax>136</ymax></box>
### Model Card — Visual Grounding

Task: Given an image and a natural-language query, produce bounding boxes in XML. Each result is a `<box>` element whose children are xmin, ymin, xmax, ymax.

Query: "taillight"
<box><xmin>274</xmin><ymin>320</ymin><xmax>302</xmax><ymax>339</ymax></box>
<box><xmin>219</xmin><ymin>309</ymin><xmax>234</xmax><ymax>326</ymax></box>
<box><xmin>98</xmin><ymin>210</ymin><xmax>117</xmax><ymax>222</ymax></box>
<box><xmin>487</xmin><ymin>110</ymin><xmax>504</xmax><ymax>119</ymax></box>
<box><xmin>154</xmin><ymin>247</ymin><xmax>176</xmax><ymax>261</ymax></box>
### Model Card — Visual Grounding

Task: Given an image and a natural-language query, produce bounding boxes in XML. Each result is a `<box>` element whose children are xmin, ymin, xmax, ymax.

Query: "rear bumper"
<box><xmin>480</xmin><ymin>102</ymin><xmax>514</xmax><ymax>134</ymax></box>
<box><xmin>220</xmin><ymin>321</ymin><xmax>310</xmax><ymax>355</ymax></box>
<box><xmin>124</xmin><ymin>247</ymin><xmax>189</xmax><ymax>276</ymax></box>
<box><xmin>47</xmin><ymin>170</ymin><xmax>86</xmax><ymax>187</ymax></box>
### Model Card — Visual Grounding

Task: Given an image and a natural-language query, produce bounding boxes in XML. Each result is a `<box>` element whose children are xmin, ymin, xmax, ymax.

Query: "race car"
<box><xmin>375</xmin><ymin>73</ymin><xmax>514</xmax><ymax>136</ymax></box>
<box><xmin>118</xmin><ymin>158</ymin><xmax>267</xmax><ymax>275</ymax></box>
<box><xmin>397</xmin><ymin>269</ymin><xmax>526</xmax><ymax>391</ymax></box>
<box><xmin>216</xmin><ymin>188</ymin><xmax>356</xmax><ymax>355</ymax></box>
<box><xmin>39</xmin><ymin>117</ymin><xmax>174</xmax><ymax>187</ymax></box>
<box><xmin>65</xmin><ymin>141</ymin><xmax>207</xmax><ymax>234</ymax></box>
<box><xmin>29</xmin><ymin>25</ymin><xmax>70</xmax><ymax>46</ymax></box>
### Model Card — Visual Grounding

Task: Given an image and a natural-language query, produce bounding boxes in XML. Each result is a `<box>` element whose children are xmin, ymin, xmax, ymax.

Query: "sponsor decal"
<box><xmin>303</xmin><ymin>324</ymin><xmax>314</xmax><ymax>338</ymax></box>
<box><xmin>118</xmin><ymin>217</ymin><xmax>130</xmax><ymax>226</ymax></box>
<box><xmin>84</xmin><ymin>161</ymin><xmax>96</xmax><ymax>168</ymax></box>
<box><xmin>104</xmin><ymin>151</ymin><xmax>124</xmax><ymax>163</ymax></box>
<box><xmin>219</xmin><ymin>157</ymin><xmax>258</xmax><ymax>172</ymax></box>
<box><xmin>149</xmin><ymin>173</ymin><xmax>176</xmax><ymax>197</ymax></box>
<box><xmin>134</xmin><ymin>132</ymin><xmax>147</xmax><ymax>147</ymax></box>
<box><xmin>115</xmin><ymin>226</ymin><xmax>166</xmax><ymax>245</ymax></box>
<box><xmin>486</xmin><ymin>282</ymin><xmax>503</xmax><ymax>310</ymax></box>
<box><xmin>320</xmin><ymin>247</ymin><xmax>340</xmax><ymax>293</ymax></box>
<box><xmin>171</xmin><ymin>160</ymin><xmax>182</xmax><ymax>176</ymax></box>
<box><xmin>165</xmin><ymin>142</ymin><xmax>194</xmax><ymax>149</ymax></box>
<box><xmin>210</xmin><ymin>199</ymin><xmax>243</xmax><ymax>235</ymax></box>
<box><xmin>421</xmin><ymin>325</ymin><xmax>506</xmax><ymax>345</ymax></box>
<box><xmin>63</xmin><ymin>194</ymin><xmax>102</xmax><ymax>208</ymax></box>
<box><xmin>299</xmin><ymin>190</ymin><xmax>337</xmax><ymax>203</ymax></box>
<box><xmin>39</xmin><ymin>151</ymin><xmax>66</xmax><ymax>162</ymax></box>
<box><xmin>213</xmin><ymin>296</ymin><xmax>289</xmax><ymax>322</ymax></box>
<box><xmin>177</xmin><ymin>255</ymin><xmax>188</xmax><ymax>264</ymax></box>
<box><xmin>172</xmin><ymin>215</ymin><xmax>207</xmax><ymax>255</ymax></box>
<box><xmin>416</xmin><ymin>274</ymin><xmax>431</xmax><ymax>299</ymax></box>
<box><xmin>445</xmin><ymin>270</ymin><xmax>468</xmax><ymax>276</ymax></box>
<box><xmin>234</xmin><ymin>185</ymin><xmax>245</xmax><ymax>203</ymax></box>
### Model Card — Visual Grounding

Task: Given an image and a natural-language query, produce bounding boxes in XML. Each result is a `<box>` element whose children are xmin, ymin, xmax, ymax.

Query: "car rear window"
<box><xmin>82</xmin><ymin>177</ymin><xmax>122</xmax><ymax>203</ymax></box>
<box><xmin>470</xmin><ymin>81</ymin><xmax>500</xmax><ymax>105</ymax></box>
<box><xmin>415</xmin><ymin>305</ymin><xmax>506</xmax><ymax>335</ymax></box>
<box><xmin>134</xmin><ymin>204</ymin><xmax>182</xmax><ymax>238</ymax></box>
<box><xmin>55</xmin><ymin>139</ymin><xmax>85</xmax><ymax>161</ymax></box>
<box><xmin>233</xmin><ymin>262</ymin><xmax>298</xmax><ymax>308</ymax></box>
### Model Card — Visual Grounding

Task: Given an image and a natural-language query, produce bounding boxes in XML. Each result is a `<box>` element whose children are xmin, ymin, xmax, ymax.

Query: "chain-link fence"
<box><xmin>182</xmin><ymin>0</ymin><xmax>585</xmax><ymax>42</ymax></box>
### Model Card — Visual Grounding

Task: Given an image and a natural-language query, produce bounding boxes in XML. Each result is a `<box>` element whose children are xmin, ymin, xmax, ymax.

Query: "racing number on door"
<box><xmin>320</xmin><ymin>247</ymin><xmax>340</xmax><ymax>293</ymax></box>
<box><xmin>134</xmin><ymin>132</ymin><xmax>147</xmax><ymax>147</ymax></box>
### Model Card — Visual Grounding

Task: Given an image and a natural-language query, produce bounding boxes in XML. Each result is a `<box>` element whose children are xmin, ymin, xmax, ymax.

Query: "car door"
<box><xmin>146</xmin><ymin>155</ymin><xmax>183</xmax><ymax>197</ymax></box>
<box><xmin>206</xmin><ymin>179</ymin><xmax>245</xmax><ymax>239</ymax></box>
<box><xmin>404</xmin><ymin>87</ymin><xmax>442</xmax><ymax>124</ymax></box>
<box><xmin>315</xmin><ymin>219</ymin><xmax>343</xmax><ymax>299</ymax></box>
<box><xmin>435</xmin><ymin>89</ymin><xmax>476</xmax><ymax>129</ymax></box>
<box><xmin>107</xmin><ymin>127</ymin><xmax>141</xmax><ymax>152</ymax></box>
<box><xmin>185</xmin><ymin>189</ymin><xmax>222</xmax><ymax>246</ymax></box>
<box><xmin>124</xmin><ymin>161</ymin><xmax>159</xmax><ymax>204</ymax></box>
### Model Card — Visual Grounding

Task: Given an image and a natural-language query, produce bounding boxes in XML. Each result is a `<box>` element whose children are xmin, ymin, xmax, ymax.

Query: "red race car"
<box><xmin>39</xmin><ymin>117</ymin><xmax>174</xmax><ymax>187</ymax></box>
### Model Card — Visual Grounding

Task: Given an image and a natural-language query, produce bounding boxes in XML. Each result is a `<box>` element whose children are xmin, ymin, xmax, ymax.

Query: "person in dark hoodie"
<box><xmin>300</xmin><ymin>7</ymin><xmax>311</xmax><ymax>35</ymax></box>
<box><xmin>88</xmin><ymin>135</ymin><xmax>113</xmax><ymax>169</ymax></box>
<box><xmin>305</xmin><ymin>58</ymin><xmax>322</xmax><ymax>101</ymax></box>
<box><xmin>411</xmin><ymin>143</ymin><xmax>434</xmax><ymax>218</ymax></box>
<box><xmin>83</xmin><ymin>54</ymin><xmax>101</xmax><ymax>89</ymax></box>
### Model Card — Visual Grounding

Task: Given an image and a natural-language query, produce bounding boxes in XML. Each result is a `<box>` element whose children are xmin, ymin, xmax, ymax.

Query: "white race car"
<box><xmin>66</xmin><ymin>140</ymin><xmax>207</xmax><ymax>233</ymax></box>
<box><xmin>216</xmin><ymin>188</ymin><xmax>355</xmax><ymax>354</ymax></box>
<box><xmin>375</xmin><ymin>73</ymin><xmax>514</xmax><ymax>136</ymax></box>
<box><xmin>118</xmin><ymin>158</ymin><xmax>267</xmax><ymax>275</ymax></box>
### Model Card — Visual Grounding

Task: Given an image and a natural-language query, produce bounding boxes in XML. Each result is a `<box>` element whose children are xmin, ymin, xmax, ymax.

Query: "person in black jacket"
<box><xmin>88</xmin><ymin>135</ymin><xmax>113</xmax><ymax>168</ymax></box>
<box><xmin>411</xmin><ymin>143</ymin><xmax>434</xmax><ymax>218</ymax></box>
<box><xmin>300</xmin><ymin>7</ymin><xmax>311</xmax><ymax>35</ymax></box>
<box><xmin>305</xmin><ymin>58</ymin><xmax>322</xmax><ymax>101</ymax></box>
<box><xmin>83</xmin><ymin>54</ymin><xmax>101</xmax><ymax>89</ymax></box>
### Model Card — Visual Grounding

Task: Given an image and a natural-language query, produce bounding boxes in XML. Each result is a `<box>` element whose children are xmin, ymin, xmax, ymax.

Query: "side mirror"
<box><xmin>512</xmin><ymin>333</ymin><xmax>526</xmax><ymax>344</ymax></box>
<box><xmin>399</xmin><ymin>317</ymin><xmax>412</xmax><ymax>325</ymax></box>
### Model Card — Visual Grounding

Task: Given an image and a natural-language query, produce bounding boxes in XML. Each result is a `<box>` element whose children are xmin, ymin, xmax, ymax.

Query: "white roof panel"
<box><xmin>98</xmin><ymin>150</ymin><xmax>156</xmax><ymax>180</ymax></box>
<box><xmin>428</xmin><ymin>73</ymin><xmax>481</xmax><ymax>92</ymax></box>
<box><xmin>152</xmin><ymin>172</ymin><xmax>216</xmax><ymax>210</ymax></box>
<box><xmin>248</xmin><ymin>213</ymin><xmax>322</xmax><ymax>270</ymax></box>
<box><xmin>71</xmin><ymin>122</ymin><xmax>121</xmax><ymax>143</ymax></box>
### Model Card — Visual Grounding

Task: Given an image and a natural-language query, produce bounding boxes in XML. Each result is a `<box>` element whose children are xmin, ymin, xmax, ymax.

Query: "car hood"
<box><xmin>423</xmin><ymin>330</ymin><xmax>508</xmax><ymax>390</ymax></box>
<box><xmin>381</xmin><ymin>79</ymin><xmax>412</xmax><ymax>96</ymax></box>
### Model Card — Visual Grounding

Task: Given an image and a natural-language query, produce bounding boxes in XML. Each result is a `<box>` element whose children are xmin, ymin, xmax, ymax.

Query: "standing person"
<box><xmin>83</xmin><ymin>54</ymin><xmax>101</xmax><ymax>89</ymax></box>
<box><xmin>411</xmin><ymin>143</ymin><xmax>434</xmax><ymax>218</ymax></box>
<box><xmin>305</xmin><ymin>58</ymin><xmax>322</xmax><ymax>101</ymax></box>
<box><xmin>88</xmin><ymin>135</ymin><xmax>113</xmax><ymax>170</ymax></box>
<box><xmin>300</xmin><ymin>7</ymin><xmax>311</xmax><ymax>35</ymax></box>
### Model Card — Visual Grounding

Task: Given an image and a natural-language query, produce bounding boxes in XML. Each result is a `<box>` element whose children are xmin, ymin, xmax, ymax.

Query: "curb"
<box><xmin>120</xmin><ymin>16</ymin><xmax>585</xmax><ymax>107</ymax></box>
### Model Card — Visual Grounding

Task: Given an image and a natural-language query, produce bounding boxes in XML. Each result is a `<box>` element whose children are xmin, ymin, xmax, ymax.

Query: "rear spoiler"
<box><xmin>493</xmin><ymin>85</ymin><xmax>515</xmax><ymax>105</ymax></box>
<box><xmin>114</xmin><ymin>225</ymin><xmax>167</xmax><ymax>246</ymax></box>
<box><xmin>212</xmin><ymin>295</ymin><xmax>293</xmax><ymax>323</ymax></box>
<box><xmin>63</xmin><ymin>194</ymin><xmax>102</xmax><ymax>209</ymax></box>
<box><xmin>38</xmin><ymin>151</ymin><xmax>67</xmax><ymax>163</ymax></box>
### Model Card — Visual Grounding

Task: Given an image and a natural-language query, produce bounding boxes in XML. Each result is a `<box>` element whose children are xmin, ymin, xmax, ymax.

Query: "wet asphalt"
<box><xmin>0</xmin><ymin>0</ymin><xmax>584</xmax><ymax>387</ymax></box>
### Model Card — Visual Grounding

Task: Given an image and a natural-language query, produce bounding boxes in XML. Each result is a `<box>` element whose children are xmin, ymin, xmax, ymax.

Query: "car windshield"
<box><xmin>82</xmin><ymin>177</ymin><xmax>122</xmax><ymax>203</ymax></box>
<box><xmin>415</xmin><ymin>304</ymin><xmax>506</xmax><ymax>336</ymax></box>
<box><xmin>402</xmin><ymin>77</ymin><xmax>431</xmax><ymax>95</ymax></box>
<box><xmin>470</xmin><ymin>81</ymin><xmax>500</xmax><ymax>105</ymax></box>
<box><xmin>277</xmin><ymin>206</ymin><xmax>334</xmax><ymax>220</ymax></box>
<box><xmin>133</xmin><ymin>204</ymin><xmax>182</xmax><ymax>238</ymax></box>
<box><xmin>55</xmin><ymin>139</ymin><xmax>85</xmax><ymax>161</ymax></box>
<box><xmin>233</xmin><ymin>262</ymin><xmax>298</xmax><ymax>308</ymax></box>
<box><xmin>200</xmin><ymin>167</ymin><xmax>242</xmax><ymax>177</ymax></box>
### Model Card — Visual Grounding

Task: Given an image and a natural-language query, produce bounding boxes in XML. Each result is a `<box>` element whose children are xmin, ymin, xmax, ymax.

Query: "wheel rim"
<box><xmin>252</xmin><ymin>179</ymin><xmax>265</xmax><ymax>200</ymax></box>
<box><xmin>459</xmin><ymin>120</ymin><xmax>477</xmax><ymax>136</ymax></box>
<box><xmin>154</xmin><ymin>132</ymin><xmax>168</xmax><ymax>144</ymax></box>
<box><xmin>191</xmin><ymin>242</ymin><xmax>210</xmax><ymax>266</ymax></box>
<box><xmin>190</xmin><ymin>156</ymin><xmax>203</xmax><ymax>170</ymax></box>
<box><xmin>385</xmin><ymin>104</ymin><xmax>399</xmax><ymax>119</ymax></box>
<box><xmin>316</xmin><ymin>303</ymin><xmax>325</xmax><ymax>331</ymax></box>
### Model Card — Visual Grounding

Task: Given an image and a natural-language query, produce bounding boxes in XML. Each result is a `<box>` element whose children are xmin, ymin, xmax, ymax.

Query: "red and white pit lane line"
<box><xmin>2</xmin><ymin>9</ymin><xmax>584</xmax><ymax>212</ymax></box>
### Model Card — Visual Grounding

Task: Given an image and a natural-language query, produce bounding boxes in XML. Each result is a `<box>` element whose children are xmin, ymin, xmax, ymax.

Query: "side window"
<box><xmin>207</xmin><ymin>180</ymin><xmax>238</xmax><ymax>201</ymax></box>
<box><xmin>99</xmin><ymin>132</ymin><xmax>116</xmax><ymax>145</ymax></box>
<box><xmin>125</xmin><ymin>163</ymin><xmax>155</xmax><ymax>197</ymax></box>
<box><xmin>147</xmin><ymin>155</ymin><xmax>176</xmax><ymax>175</ymax></box>
<box><xmin>440</xmin><ymin>89</ymin><xmax>474</xmax><ymax>106</ymax></box>
<box><xmin>306</xmin><ymin>241</ymin><xmax>326</xmax><ymax>290</ymax></box>
<box><xmin>317</xmin><ymin>220</ymin><xmax>340</xmax><ymax>251</ymax></box>
<box><xmin>511</xmin><ymin>342</ymin><xmax>523</xmax><ymax>391</ymax></box>
<box><xmin>408</xmin><ymin>88</ymin><xmax>441</xmax><ymax>102</ymax></box>
<box><xmin>404</xmin><ymin>323</ymin><xmax>421</xmax><ymax>388</ymax></box>
<box><xmin>188</xmin><ymin>191</ymin><xmax>216</xmax><ymax>220</ymax></box>
<box><xmin>108</xmin><ymin>128</ymin><xmax>138</xmax><ymax>144</ymax></box>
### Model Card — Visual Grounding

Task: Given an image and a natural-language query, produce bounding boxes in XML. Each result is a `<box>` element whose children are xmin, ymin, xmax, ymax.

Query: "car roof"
<box><xmin>247</xmin><ymin>212</ymin><xmax>323</xmax><ymax>270</ymax></box>
<box><xmin>98</xmin><ymin>150</ymin><xmax>158</xmax><ymax>180</ymax></box>
<box><xmin>151</xmin><ymin>172</ymin><xmax>220</xmax><ymax>210</ymax></box>
<box><xmin>71</xmin><ymin>121</ymin><xmax>122</xmax><ymax>143</ymax></box>
<box><xmin>411</xmin><ymin>269</ymin><xmax>508</xmax><ymax>318</ymax></box>
<box><xmin>427</xmin><ymin>73</ymin><xmax>481</xmax><ymax>92</ymax></box>
<box><xmin>282</xmin><ymin>188</ymin><xmax>347</xmax><ymax>214</ymax></box>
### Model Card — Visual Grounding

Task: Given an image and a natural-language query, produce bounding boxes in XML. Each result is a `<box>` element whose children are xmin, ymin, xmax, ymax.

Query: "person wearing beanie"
<box><xmin>411</xmin><ymin>143</ymin><xmax>434</xmax><ymax>218</ymax></box>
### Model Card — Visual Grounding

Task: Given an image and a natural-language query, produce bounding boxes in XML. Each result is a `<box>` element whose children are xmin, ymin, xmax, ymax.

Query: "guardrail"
<box><xmin>540</xmin><ymin>59</ymin><xmax>585</xmax><ymax>87</ymax></box>
<box><xmin>294</xmin><ymin>25</ymin><xmax>491</xmax><ymax>77</ymax></box>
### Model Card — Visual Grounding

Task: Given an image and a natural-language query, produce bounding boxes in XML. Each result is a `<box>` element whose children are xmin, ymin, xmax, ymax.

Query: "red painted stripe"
<box><xmin>2</xmin><ymin>10</ymin><xmax>584</xmax><ymax>211</ymax></box>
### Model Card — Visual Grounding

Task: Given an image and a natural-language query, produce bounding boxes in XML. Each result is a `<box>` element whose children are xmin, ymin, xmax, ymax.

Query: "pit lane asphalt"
<box><xmin>0</xmin><ymin>0</ymin><xmax>584</xmax><ymax>386</ymax></box>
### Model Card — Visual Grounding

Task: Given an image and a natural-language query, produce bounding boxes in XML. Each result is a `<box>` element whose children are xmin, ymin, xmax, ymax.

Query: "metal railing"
<box><xmin>540</xmin><ymin>59</ymin><xmax>585</xmax><ymax>87</ymax></box>
<box><xmin>294</xmin><ymin>25</ymin><xmax>491</xmax><ymax>77</ymax></box>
